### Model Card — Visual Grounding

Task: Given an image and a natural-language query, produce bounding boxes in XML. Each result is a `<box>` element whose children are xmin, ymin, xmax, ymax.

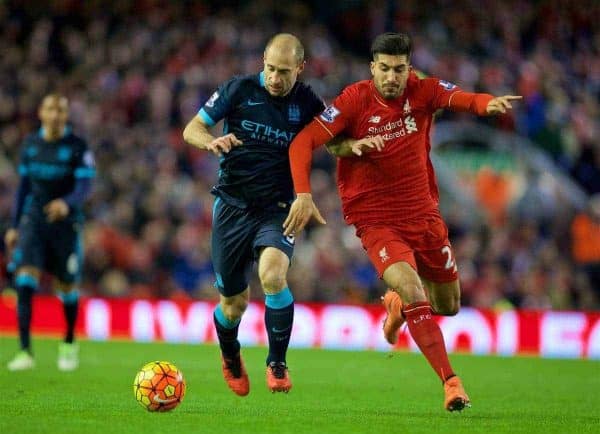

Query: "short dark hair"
<box><xmin>370</xmin><ymin>33</ymin><xmax>412</xmax><ymax>60</ymax></box>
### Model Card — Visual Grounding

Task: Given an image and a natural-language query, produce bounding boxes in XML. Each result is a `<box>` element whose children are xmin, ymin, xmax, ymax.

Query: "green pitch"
<box><xmin>0</xmin><ymin>337</ymin><xmax>598</xmax><ymax>434</ymax></box>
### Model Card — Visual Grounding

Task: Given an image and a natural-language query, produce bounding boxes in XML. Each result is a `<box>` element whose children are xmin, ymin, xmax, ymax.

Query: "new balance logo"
<box><xmin>404</xmin><ymin>116</ymin><xmax>418</xmax><ymax>133</ymax></box>
<box><xmin>403</xmin><ymin>99</ymin><xmax>411</xmax><ymax>114</ymax></box>
<box><xmin>368</xmin><ymin>115</ymin><xmax>381</xmax><ymax>123</ymax></box>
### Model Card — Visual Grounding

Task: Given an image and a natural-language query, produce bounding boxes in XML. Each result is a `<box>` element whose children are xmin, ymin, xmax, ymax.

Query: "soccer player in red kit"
<box><xmin>283</xmin><ymin>33</ymin><xmax>521</xmax><ymax>411</ymax></box>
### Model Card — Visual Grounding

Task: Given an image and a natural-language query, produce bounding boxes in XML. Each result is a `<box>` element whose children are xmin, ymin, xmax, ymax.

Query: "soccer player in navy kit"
<box><xmin>4</xmin><ymin>94</ymin><xmax>95</xmax><ymax>371</ymax></box>
<box><xmin>183</xmin><ymin>34</ymin><xmax>327</xmax><ymax>395</ymax></box>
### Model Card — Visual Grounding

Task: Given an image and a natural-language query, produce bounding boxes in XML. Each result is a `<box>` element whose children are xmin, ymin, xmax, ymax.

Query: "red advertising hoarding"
<box><xmin>1</xmin><ymin>295</ymin><xmax>599</xmax><ymax>359</ymax></box>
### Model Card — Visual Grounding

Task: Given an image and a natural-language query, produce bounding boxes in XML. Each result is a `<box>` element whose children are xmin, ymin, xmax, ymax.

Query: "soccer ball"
<box><xmin>133</xmin><ymin>361</ymin><xmax>186</xmax><ymax>412</ymax></box>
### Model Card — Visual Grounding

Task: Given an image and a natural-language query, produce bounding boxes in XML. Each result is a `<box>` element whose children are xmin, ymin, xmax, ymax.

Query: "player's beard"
<box><xmin>267</xmin><ymin>83</ymin><xmax>288</xmax><ymax>97</ymax></box>
<box><xmin>380</xmin><ymin>84</ymin><xmax>402</xmax><ymax>99</ymax></box>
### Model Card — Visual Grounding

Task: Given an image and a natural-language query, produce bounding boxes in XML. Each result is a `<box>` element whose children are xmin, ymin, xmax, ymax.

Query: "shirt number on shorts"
<box><xmin>441</xmin><ymin>246</ymin><xmax>457</xmax><ymax>272</ymax></box>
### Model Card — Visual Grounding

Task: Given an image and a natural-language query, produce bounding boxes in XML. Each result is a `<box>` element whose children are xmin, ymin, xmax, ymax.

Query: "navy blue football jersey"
<box><xmin>198</xmin><ymin>72</ymin><xmax>325</xmax><ymax>208</ymax></box>
<box><xmin>17</xmin><ymin>128</ymin><xmax>95</xmax><ymax>218</ymax></box>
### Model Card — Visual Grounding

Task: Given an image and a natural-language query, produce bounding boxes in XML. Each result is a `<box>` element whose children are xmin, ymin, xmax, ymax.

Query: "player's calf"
<box><xmin>423</xmin><ymin>279</ymin><xmax>461</xmax><ymax>316</ymax></box>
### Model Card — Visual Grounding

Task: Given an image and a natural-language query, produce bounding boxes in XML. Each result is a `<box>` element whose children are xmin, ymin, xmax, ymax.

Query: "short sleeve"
<box><xmin>314</xmin><ymin>85</ymin><xmax>360</xmax><ymax>138</ymax></box>
<box><xmin>197</xmin><ymin>78</ymin><xmax>239</xmax><ymax>127</ymax></box>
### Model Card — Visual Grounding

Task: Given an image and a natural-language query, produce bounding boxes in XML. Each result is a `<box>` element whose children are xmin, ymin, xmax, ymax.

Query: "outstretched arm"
<box><xmin>446</xmin><ymin>92</ymin><xmax>522</xmax><ymax>116</ymax></box>
<box><xmin>484</xmin><ymin>95</ymin><xmax>522</xmax><ymax>115</ymax></box>
<box><xmin>283</xmin><ymin>119</ymin><xmax>336</xmax><ymax>236</ymax></box>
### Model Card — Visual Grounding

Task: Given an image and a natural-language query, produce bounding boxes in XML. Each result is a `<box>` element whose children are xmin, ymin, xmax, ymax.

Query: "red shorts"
<box><xmin>356</xmin><ymin>215</ymin><xmax>458</xmax><ymax>283</ymax></box>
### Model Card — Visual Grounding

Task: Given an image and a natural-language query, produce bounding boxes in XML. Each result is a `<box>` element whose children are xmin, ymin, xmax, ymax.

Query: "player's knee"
<box><xmin>221</xmin><ymin>295</ymin><xmax>248</xmax><ymax>320</ymax></box>
<box><xmin>54</xmin><ymin>279</ymin><xmax>74</xmax><ymax>293</ymax></box>
<box><xmin>58</xmin><ymin>289</ymin><xmax>80</xmax><ymax>305</ymax></box>
<box><xmin>15</xmin><ymin>272</ymin><xmax>39</xmax><ymax>292</ymax></box>
<box><xmin>433</xmin><ymin>299</ymin><xmax>460</xmax><ymax>316</ymax></box>
<box><xmin>390</xmin><ymin>279</ymin><xmax>427</xmax><ymax>304</ymax></box>
<box><xmin>259</xmin><ymin>269</ymin><xmax>286</xmax><ymax>294</ymax></box>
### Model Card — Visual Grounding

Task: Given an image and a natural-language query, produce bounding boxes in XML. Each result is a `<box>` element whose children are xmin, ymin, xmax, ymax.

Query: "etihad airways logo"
<box><xmin>241</xmin><ymin>119</ymin><xmax>296</xmax><ymax>146</ymax></box>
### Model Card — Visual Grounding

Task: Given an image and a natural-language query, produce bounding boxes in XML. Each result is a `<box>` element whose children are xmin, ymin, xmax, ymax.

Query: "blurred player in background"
<box><xmin>183</xmin><ymin>33</ymin><xmax>329</xmax><ymax>395</ymax></box>
<box><xmin>4</xmin><ymin>94</ymin><xmax>95</xmax><ymax>371</ymax></box>
<box><xmin>284</xmin><ymin>32</ymin><xmax>521</xmax><ymax>411</ymax></box>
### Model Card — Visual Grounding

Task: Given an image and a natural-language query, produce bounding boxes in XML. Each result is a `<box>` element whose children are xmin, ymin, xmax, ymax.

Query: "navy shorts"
<box><xmin>12</xmin><ymin>212</ymin><xmax>83</xmax><ymax>284</ymax></box>
<box><xmin>211</xmin><ymin>197</ymin><xmax>295</xmax><ymax>297</ymax></box>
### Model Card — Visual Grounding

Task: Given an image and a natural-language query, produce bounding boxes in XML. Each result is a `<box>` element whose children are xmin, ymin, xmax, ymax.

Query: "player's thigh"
<box><xmin>47</xmin><ymin>220</ymin><xmax>82</xmax><ymax>285</ymax></box>
<box><xmin>211</xmin><ymin>199</ymin><xmax>256</xmax><ymax>296</ymax></box>
<box><xmin>253</xmin><ymin>210</ymin><xmax>293</xmax><ymax>294</ymax></box>
<box><xmin>414</xmin><ymin>215</ymin><xmax>458</xmax><ymax>287</ymax></box>
<box><xmin>257</xmin><ymin>247</ymin><xmax>290</xmax><ymax>294</ymax></box>
<box><xmin>356</xmin><ymin>225</ymin><xmax>416</xmax><ymax>277</ymax></box>
<box><xmin>13</xmin><ymin>216</ymin><xmax>45</xmax><ymax>273</ymax></box>
<box><xmin>420</xmin><ymin>276</ymin><xmax>461</xmax><ymax>316</ymax></box>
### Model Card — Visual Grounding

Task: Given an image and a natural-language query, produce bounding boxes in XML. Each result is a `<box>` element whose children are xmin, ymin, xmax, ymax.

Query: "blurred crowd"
<box><xmin>0</xmin><ymin>0</ymin><xmax>599</xmax><ymax>310</ymax></box>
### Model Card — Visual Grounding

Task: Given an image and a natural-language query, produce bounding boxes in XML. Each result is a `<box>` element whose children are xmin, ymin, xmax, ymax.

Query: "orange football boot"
<box><xmin>266</xmin><ymin>361</ymin><xmax>292</xmax><ymax>393</ymax></box>
<box><xmin>221</xmin><ymin>353</ymin><xmax>250</xmax><ymax>396</ymax></box>
<box><xmin>382</xmin><ymin>289</ymin><xmax>405</xmax><ymax>344</ymax></box>
<box><xmin>444</xmin><ymin>376</ymin><xmax>471</xmax><ymax>412</ymax></box>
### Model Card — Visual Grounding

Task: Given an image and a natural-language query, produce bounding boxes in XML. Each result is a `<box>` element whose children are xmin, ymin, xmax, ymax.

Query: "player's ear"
<box><xmin>297</xmin><ymin>60</ymin><xmax>306</xmax><ymax>75</ymax></box>
<box><xmin>370</xmin><ymin>61</ymin><xmax>376</xmax><ymax>76</ymax></box>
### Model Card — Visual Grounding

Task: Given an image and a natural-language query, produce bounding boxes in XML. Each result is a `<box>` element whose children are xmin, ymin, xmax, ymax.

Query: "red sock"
<box><xmin>403</xmin><ymin>301</ymin><xmax>455</xmax><ymax>382</ymax></box>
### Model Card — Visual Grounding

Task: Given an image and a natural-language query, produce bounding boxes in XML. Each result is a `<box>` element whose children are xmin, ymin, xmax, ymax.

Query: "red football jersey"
<box><xmin>313</xmin><ymin>72</ymin><xmax>469</xmax><ymax>225</ymax></box>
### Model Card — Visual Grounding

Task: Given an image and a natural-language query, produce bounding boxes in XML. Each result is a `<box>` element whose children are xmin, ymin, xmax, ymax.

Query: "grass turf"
<box><xmin>0</xmin><ymin>337</ymin><xmax>598</xmax><ymax>434</ymax></box>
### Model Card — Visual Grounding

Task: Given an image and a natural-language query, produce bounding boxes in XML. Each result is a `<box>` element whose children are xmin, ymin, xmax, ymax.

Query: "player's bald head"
<box><xmin>264</xmin><ymin>33</ymin><xmax>304</xmax><ymax>65</ymax></box>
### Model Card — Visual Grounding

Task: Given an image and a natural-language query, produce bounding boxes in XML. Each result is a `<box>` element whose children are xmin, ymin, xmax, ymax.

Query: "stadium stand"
<box><xmin>0</xmin><ymin>0</ymin><xmax>598</xmax><ymax>309</ymax></box>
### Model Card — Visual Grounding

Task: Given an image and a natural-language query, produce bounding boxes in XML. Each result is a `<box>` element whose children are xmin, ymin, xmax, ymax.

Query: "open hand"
<box><xmin>44</xmin><ymin>199</ymin><xmax>69</xmax><ymax>222</ymax></box>
<box><xmin>283</xmin><ymin>193</ymin><xmax>326</xmax><ymax>236</ymax></box>
<box><xmin>350</xmin><ymin>135</ymin><xmax>385</xmax><ymax>156</ymax></box>
<box><xmin>4</xmin><ymin>228</ymin><xmax>18</xmax><ymax>251</ymax></box>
